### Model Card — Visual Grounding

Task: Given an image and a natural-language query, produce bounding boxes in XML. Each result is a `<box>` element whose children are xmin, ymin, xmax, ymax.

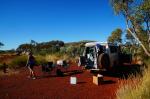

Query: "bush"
<box><xmin>37</xmin><ymin>49</ymin><xmax>48</xmax><ymax>56</ymax></box>
<box><xmin>35</xmin><ymin>55</ymin><xmax>47</xmax><ymax>65</ymax></box>
<box><xmin>9</xmin><ymin>55</ymin><xmax>27</xmax><ymax>69</ymax></box>
<box><xmin>116</xmin><ymin>64</ymin><xmax>150</xmax><ymax>99</ymax></box>
<box><xmin>45</xmin><ymin>53</ymin><xmax>77</xmax><ymax>64</ymax></box>
<box><xmin>45</xmin><ymin>54</ymin><xmax>69</xmax><ymax>63</ymax></box>
<box><xmin>8</xmin><ymin>55</ymin><xmax>47</xmax><ymax>69</ymax></box>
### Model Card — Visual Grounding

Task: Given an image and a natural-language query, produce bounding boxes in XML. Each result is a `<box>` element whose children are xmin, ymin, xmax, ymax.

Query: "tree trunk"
<box><xmin>127</xmin><ymin>28</ymin><xmax>150</xmax><ymax>56</ymax></box>
<box><xmin>146</xmin><ymin>20</ymin><xmax>150</xmax><ymax>49</ymax></box>
<box><xmin>124</xmin><ymin>9</ymin><xmax>150</xmax><ymax>57</ymax></box>
<box><xmin>126</xmin><ymin>24</ymin><xmax>150</xmax><ymax>56</ymax></box>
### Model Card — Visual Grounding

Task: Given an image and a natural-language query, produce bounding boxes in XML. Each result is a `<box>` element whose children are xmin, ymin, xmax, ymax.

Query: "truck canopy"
<box><xmin>85</xmin><ymin>42</ymin><xmax>118</xmax><ymax>47</ymax></box>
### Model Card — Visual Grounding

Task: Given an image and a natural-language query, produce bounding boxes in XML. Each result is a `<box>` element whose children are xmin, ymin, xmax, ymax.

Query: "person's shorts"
<box><xmin>28</xmin><ymin>64</ymin><xmax>34</xmax><ymax>69</ymax></box>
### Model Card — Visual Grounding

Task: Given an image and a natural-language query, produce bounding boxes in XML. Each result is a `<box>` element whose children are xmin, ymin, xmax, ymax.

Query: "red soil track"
<box><xmin>0</xmin><ymin>65</ymin><xmax>119</xmax><ymax>99</ymax></box>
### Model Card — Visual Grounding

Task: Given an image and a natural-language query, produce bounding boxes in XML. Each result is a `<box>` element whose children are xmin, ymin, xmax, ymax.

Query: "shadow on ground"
<box><xmin>91</xmin><ymin>64</ymin><xmax>145</xmax><ymax>79</ymax></box>
<box><xmin>63</xmin><ymin>70</ymin><xmax>84</xmax><ymax>76</ymax></box>
<box><xmin>77</xmin><ymin>81</ymin><xmax>87</xmax><ymax>84</ymax></box>
<box><xmin>38</xmin><ymin>69</ymin><xmax>84</xmax><ymax>79</ymax></box>
<box><xmin>102</xmin><ymin>80</ymin><xmax>116</xmax><ymax>84</ymax></box>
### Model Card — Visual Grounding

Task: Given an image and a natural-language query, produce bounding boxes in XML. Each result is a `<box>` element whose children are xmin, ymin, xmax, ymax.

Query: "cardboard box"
<box><xmin>93</xmin><ymin>74</ymin><xmax>103</xmax><ymax>85</ymax></box>
<box><xmin>70</xmin><ymin>77</ymin><xmax>77</xmax><ymax>84</ymax></box>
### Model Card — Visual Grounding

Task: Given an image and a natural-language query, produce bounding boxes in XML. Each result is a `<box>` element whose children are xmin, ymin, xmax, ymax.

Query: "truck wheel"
<box><xmin>98</xmin><ymin>53</ymin><xmax>110</xmax><ymax>69</ymax></box>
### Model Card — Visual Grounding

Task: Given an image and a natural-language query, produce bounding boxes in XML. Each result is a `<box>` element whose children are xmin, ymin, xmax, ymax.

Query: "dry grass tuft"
<box><xmin>45</xmin><ymin>54</ymin><xmax>76</xmax><ymax>64</ymax></box>
<box><xmin>0</xmin><ymin>69</ymin><xmax>19</xmax><ymax>76</ymax></box>
<box><xmin>116</xmin><ymin>66</ymin><xmax>150</xmax><ymax>99</ymax></box>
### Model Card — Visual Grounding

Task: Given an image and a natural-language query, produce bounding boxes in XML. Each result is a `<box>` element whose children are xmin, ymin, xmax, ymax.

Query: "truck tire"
<box><xmin>97</xmin><ymin>53</ymin><xmax>110</xmax><ymax>69</ymax></box>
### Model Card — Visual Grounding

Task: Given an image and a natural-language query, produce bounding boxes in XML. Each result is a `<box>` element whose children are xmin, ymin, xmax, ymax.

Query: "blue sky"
<box><xmin>0</xmin><ymin>0</ymin><xmax>125</xmax><ymax>50</ymax></box>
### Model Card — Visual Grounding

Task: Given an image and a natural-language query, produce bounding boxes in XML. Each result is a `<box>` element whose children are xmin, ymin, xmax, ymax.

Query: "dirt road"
<box><xmin>0</xmin><ymin>65</ymin><xmax>119</xmax><ymax>99</ymax></box>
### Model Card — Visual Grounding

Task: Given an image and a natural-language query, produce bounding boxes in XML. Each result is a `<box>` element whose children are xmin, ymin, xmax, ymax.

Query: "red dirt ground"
<box><xmin>0</xmin><ymin>65</ymin><xmax>120</xmax><ymax>99</ymax></box>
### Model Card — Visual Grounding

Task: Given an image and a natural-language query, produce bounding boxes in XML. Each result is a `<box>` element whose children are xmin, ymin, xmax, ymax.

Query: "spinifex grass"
<box><xmin>116</xmin><ymin>66</ymin><xmax>150</xmax><ymax>99</ymax></box>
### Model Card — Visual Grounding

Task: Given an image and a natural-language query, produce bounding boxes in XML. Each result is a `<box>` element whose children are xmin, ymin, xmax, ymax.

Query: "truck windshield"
<box><xmin>86</xmin><ymin>47</ymin><xmax>94</xmax><ymax>54</ymax></box>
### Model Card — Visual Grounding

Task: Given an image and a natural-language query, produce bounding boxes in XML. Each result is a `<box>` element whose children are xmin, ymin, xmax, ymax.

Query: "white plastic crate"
<box><xmin>70</xmin><ymin>77</ymin><xmax>77</xmax><ymax>84</ymax></box>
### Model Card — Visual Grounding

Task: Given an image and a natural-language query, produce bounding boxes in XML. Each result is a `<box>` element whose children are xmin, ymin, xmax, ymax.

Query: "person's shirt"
<box><xmin>28</xmin><ymin>55</ymin><xmax>35</xmax><ymax>65</ymax></box>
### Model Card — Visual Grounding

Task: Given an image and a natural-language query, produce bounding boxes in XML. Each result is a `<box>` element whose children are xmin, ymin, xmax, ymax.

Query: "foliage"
<box><xmin>110</xmin><ymin>0</ymin><xmax>150</xmax><ymax>56</ymax></box>
<box><xmin>116</xmin><ymin>63</ymin><xmax>150</xmax><ymax>99</ymax></box>
<box><xmin>35</xmin><ymin>55</ymin><xmax>47</xmax><ymax>65</ymax></box>
<box><xmin>107</xmin><ymin>28</ymin><xmax>123</xmax><ymax>44</ymax></box>
<box><xmin>8</xmin><ymin>55</ymin><xmax>47</xmax><ymax>69</ymax></box>
<box><xmin>3</xmin><ymin>40</ymin><xmax>90</xmax><ymax>69</ymax></box>
<box><xmin>0</xmin><ymin>49</ymin><xmax>16</xmax><ymax>54</ymax></box>
<box><xmin>9</xmin><ymin>55</ymin><xmax>28</xmax><ymax>69</ymax></box>
<box><xmin>125</xmin><ymin>28</ymin><xmax>136</xmax><ymax>44</ymax></box>
<box><xmin>16</xmin><ymin>40</ymin><xmax>64</xmax><ymax>52</ymax></box>
<box><xmin>45</xmin><ymin>54</ymin><xmax>68</xmax><ymax>63</ymax></box>
<box><xmin>37</xmin><ymin>49</ymin><xmax>48</xmax><ymax>56</ymax></box>
<box><xmin>16</xmin><ymin>40</ymin><xmax>87</xmax><ymax>57</ymax></box>
<box><xmin>116</xmin><ymin>56</ymin><xmax>150</xmax><ymax>99</ymax></box>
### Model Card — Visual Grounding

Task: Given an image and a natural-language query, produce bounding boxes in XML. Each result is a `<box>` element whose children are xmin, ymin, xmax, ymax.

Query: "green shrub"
<box><xmin>9</xmin><ymin>55</ymin><xmax>28</xmax><ymax>68</ymax></box>
<box><xmin>38</xmin><ymin>50</ymin><xmax>48</xmax><ymax>56</ymax></box>
<box><xmin>35</xmin><ymin>55</ymin><xmax>47</xmax><ymax>65</ymax></box>
<box><xmin>45</xmin><ymin>53</ymin><xmax>77</xmax><ymax>64</ymax></box>
<box><xmin>9</xmin><ymin>55</ymin><xmax>47</xmax><ymax>68</ymax></box>
<box><xmin>7</xmin><ymin>52</ymin><xmax>76</xmax><ymax>69</ymax></box>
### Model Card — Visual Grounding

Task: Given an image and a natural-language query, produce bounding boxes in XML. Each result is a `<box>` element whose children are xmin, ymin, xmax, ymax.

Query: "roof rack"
<box><xmin>85</xmin><ymin>42</ymin><xmax>118</xmax><ymax>47</ymax></box>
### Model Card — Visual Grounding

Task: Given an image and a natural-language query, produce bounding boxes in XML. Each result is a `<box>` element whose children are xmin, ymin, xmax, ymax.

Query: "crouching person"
<box><xmin>26</xmin><ymin>52</ymin><xmax>36</xmax><ymax>79</ymax></box>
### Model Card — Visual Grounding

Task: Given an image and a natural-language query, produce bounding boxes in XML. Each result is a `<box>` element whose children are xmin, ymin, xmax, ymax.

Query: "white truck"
<box><xmin>78</xmin><ymin>42</ymin><xmax>131</xmax><ymax>69</ymax></box>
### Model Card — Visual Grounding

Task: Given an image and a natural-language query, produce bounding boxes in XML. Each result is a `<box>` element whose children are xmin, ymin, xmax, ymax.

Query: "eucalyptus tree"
<box><xmin>138</xmin><ymin>0</ymin><xmax>150</xmax><ymax>48</ymax></box>
<box><xmin>107</xmin><ymin>28</ymin><xmax>123</xmax><ymax>44</ymax></box>
<box><xmin>110</xmin><ymin>0</ymin><xmax>150</xmax><ymax>56</ymax></box>
<box><xmin>125</xmin><ymin>28</ymin><xmax>136</xmax><ymax>44</ymax></box>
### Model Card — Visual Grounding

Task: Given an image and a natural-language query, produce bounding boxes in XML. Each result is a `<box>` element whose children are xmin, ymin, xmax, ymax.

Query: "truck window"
<box><xmin>86</xmin><ymin>47</ymin><xmax>94</xmax><ymax>54</ymax></box>
<box><xmin>109</xmin><ymin>46</ymin><xmax>118</xmax><ymax>53</ymax></box>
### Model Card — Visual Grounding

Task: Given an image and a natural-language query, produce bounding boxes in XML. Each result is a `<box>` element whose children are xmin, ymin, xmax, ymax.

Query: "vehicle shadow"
<box><xmin>101</xmin><ymin>80</ymin><xmax>116</xmax><ymax>85</ymax></box>
<box><xmin>77</xmin><ymin>81</ymin><xmax>87</xmax><ymax>84</ymax></box>
<box><xmin>91</xmin><ymin>64</ymin><xmax>145</xmax><ymax>79</ymax></box>
<box><xmin>63</xmin><ymin>70</ymin><xmax>84</xmax><ymax>76</ymax></box>
<box><xmin>38</xmin><ymin>69</ymin><xmax>84</xmax><ymax>79</ymax></box>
